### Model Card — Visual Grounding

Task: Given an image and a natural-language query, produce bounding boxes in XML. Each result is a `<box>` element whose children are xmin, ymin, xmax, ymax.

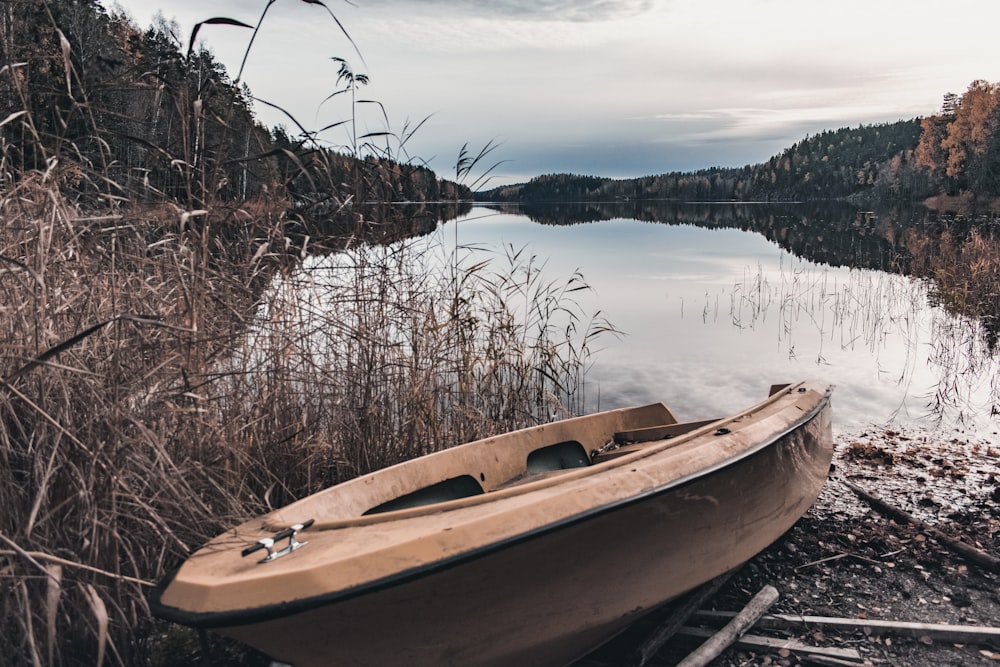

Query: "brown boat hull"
<box><xmin>210</xmin><ymin>395</ymin><xmax>832</xmax><ymax>666</ymax></box>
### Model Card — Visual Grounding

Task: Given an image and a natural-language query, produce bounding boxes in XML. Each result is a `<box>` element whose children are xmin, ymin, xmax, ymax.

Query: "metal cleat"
<box><xmin>241</xmin><ymin>519</ymin><xmax>315</xmax><ymax>563</ymax></box>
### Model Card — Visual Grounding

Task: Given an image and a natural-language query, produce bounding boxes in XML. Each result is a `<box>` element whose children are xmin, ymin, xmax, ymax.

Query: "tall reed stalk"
<box><xmin>0</xmin><ymin>2</ymin><xmax>612</xmax><ymax>665</ymax></box>
<box><xmin>0</xmin><ymin>172</ymin><xmax>606</xmax><ymax>665</ymax></box>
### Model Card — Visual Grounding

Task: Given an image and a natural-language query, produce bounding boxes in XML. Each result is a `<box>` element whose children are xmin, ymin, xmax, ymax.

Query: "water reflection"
<box><xmin>437</xmin><ymin>203</ymin><xmax>999</xmax><ymax>435</ymax></box>
<box><xmin>486</xmin><ymin>200</ymin><xmax>926</xmax><ymax>271</ymax></box>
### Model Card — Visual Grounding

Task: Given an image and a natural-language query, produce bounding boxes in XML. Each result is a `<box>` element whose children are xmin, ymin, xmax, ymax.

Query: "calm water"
<box><xmin>421</xmin><ymin>203</ymin><xmax>999</xmax><ymax>439</ymax></box>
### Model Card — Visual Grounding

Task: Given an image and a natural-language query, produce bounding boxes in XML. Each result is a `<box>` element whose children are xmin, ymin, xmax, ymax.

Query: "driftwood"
<box><xmin>628</xmin><ymin>568</ymin><xmax>739</xmax><ymax>667</ymax></box>
<box><xmin>693</xmin><ymin>610</ymin><xmax>1000</xmax><ymax>646</ymax></box>
<box><xmin>674</xmin><ymin>626</ymin><xmax>863</xmax><ymax>663</ymax></box>
<box><xmin>626</xmin><ymin>568</ymin><xmax>740</xmax><ymax>667</ymax></box>
<box><xmin>841</xmin><ymin>478</ymin><xmax>1000</xmax><ymax>574</ymax></box>
<box><xmin>675</xmin><ymin>584</ymin><xmax>779</xmax><ymax>667</ymax></box>
<box><xmin>801</xmin><ymin>657</ymin><xmax>869</xmax><ymax>667</ymax></box>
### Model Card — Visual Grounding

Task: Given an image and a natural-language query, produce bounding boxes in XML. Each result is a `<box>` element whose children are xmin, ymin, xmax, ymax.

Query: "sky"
<box><xmin>107</xmin><ymin>0</ymin><xmax>999</xmax><ymax>187</ymax></box>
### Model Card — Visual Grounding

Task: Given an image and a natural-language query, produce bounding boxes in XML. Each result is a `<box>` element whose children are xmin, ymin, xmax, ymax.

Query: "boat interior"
<box><xmin>252</xmin><ymin>384</ymin><xmax>826</xmax><ymax>542</ymax></box>
<box><xmin>265</xmin><ymin>399</ymin><xmax>743</xmax><ymax>529</ymax></box>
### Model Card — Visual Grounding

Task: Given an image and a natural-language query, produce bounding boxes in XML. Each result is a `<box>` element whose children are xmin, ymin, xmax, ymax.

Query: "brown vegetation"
<box><xmin>0</xmin><ymin>2</ymin><xmax>604</xmax><ymax>665</ymax></box>
<box><xmin>917</xmin><ymin>81</ymin><xmax>1000</xmax><ymax>196</ymax></box>
<box><xmin>0</xmin><ymin>169</ymin><xmax>608</xmax><ymax>666</ymax></box>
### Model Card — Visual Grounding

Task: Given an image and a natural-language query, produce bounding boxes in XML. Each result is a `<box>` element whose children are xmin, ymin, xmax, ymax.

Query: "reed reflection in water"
<box><xmin>429</xmin><ymin>207</ymin><xmax>998</xmax><ymax>436</ymax></box>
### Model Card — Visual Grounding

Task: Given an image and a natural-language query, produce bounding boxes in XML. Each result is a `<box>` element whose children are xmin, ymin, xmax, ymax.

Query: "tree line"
<box><xmin>916</xmin><ymin>80</ymin><xmax>1000</xmax><ymax>195</ymax></box>
<box><xmin>479</xmin><ymin>80</ymin><xmax>1000</xmax><ymax>204</ymax></box>
<box><xmin>0</xmin><ymin>0</ymin><xmax>469</xmax><ymax>211</ymax></box>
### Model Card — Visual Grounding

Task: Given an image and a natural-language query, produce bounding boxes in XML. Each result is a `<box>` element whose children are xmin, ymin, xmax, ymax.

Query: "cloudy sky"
<box><xmin>109</xmin><ymin>0</ymin><xmax>998</xmax><ymax>187</ymax></box>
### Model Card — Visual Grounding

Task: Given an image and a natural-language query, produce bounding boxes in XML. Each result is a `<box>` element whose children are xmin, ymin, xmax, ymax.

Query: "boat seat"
<box><xmin>363</xmin><ymin>475</ymin><xmax>485</xmax><ymax>515</ymax></box>
<box><xmin>493</xmin><ymin>442</ymin><xmax>590</xmax><ymax>491</ymax></box>
<box><xmin>526</xmin><ymin>441</ymin><xmax>591</xmax><ymax>473</ymax></box>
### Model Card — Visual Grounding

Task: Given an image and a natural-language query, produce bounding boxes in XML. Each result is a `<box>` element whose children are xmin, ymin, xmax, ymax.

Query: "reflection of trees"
<box><xmin>289</xmin><ymin>201</ymin><xmax>471</xmax><ymax>256</ymax></box>
<box><xmin>487</xmin><ymin>201</ymin><xmax>911</xmax><ymax>273</ymax></box>
<box><xmin>903</xmin><ymin>223</ymin><xmax>1000</xmax><ymax>352</ymax></box>
<box><xmin>487</xmin><ymin>200</ymin><xmax>1000</xmax><ymax>354</ymax></box>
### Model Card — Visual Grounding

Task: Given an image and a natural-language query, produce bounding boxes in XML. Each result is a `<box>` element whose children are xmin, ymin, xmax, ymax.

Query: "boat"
<box><xmin>150</xmin><ymin>381</ymin><xmax>833</xmax><ymax>667</ymax></box>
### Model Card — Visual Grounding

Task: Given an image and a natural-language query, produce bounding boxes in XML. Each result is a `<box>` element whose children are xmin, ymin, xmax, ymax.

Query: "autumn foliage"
<box><xmin>915</xmin><ymin>80</ymin><xmax>999</xmax><ymax>196</ymax></box>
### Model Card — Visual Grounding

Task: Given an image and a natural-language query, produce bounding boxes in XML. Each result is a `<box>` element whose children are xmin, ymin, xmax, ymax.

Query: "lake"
<box><xmin>415</xmin><ymin>201</ymin><xmax>999</xmax><ymax>439</ymax></box>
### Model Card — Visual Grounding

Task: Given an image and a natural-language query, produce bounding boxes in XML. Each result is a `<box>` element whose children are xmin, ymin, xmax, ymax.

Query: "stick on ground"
<box><xmin>841</xmin><ymin>478</ymin><xmax>1000</xmax><ymax>574</ymax></box>
<box><xmin>674</xmin><ymin>626</ymin><xmax>863</xmax><ymax>663</ymax></box>
<box><xmin>693</xmin><ymin>610</ymin><xmax>1000</xmax><ymax>646</ymax></box>
<box><xmin>628</xmin><ymin>568</ymin><xmax>740</xmax><ymax>667</ymax></box>
<box><xmin>675</xmin><ymin>584</ymin><xmax>779</xmax><ymax>667</ymax></box>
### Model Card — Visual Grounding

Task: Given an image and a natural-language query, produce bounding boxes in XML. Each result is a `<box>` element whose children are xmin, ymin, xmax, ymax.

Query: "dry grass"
<box><xmin>0</xmin><ymin>178</ymin><xmax>285</xmax><ymax>665</ymax></box>
<box><xmin>0</xmin><ymin>4</ymin><xmax>604</xmax><ymax>663</ymax></box>
<box><xmin>0</xmin><ymin>163</ymin><xmax>606</xmax><ymax>664</ymax></box>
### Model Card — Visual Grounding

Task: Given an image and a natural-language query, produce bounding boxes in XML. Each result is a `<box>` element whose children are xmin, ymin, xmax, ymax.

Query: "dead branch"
<box><xmin>693</xmin><ymin>610</ymin><xmax>1000</xmax><ymax>647</ymax></box>
<box><xmin>675</xmin><ymin>626</ymin><xmax>862</xmax><ymax>663</ymax></box>
<box><xmin>841</xmin><ymin>478</ymin><xmax>1000</xmax><ymax>574</ymax></box>
<box><xmin>675</xmin><ymin>584</ymin><xmax>779</xmax><ymax>667</ymax></box>
<box><xmin>628</xmin><ymin>568</ymin><xmax>740</xmax><ymax>667</ymax></box>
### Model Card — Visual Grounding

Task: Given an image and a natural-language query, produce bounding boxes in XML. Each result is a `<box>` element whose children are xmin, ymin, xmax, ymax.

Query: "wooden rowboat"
<box><xmin>150</xmin><ymin>381</ymin><xmax>833</xmax><ymax>666</ymax></box>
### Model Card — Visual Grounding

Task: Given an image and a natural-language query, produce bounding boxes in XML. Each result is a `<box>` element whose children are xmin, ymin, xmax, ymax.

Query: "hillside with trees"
<box><xmin>0</xmin><ymin>0</ymin><xmax>469</xmax><ymax>217</ymax></box>
<box><xmin>916</xmin><ymin>80</ymin><xmax>1000</xmax><ymax>195</ymax></box>
<box><xmin>480</xmin><ymin>80</ymin><xmax>1000</xmax><ymax>204</ymax></box>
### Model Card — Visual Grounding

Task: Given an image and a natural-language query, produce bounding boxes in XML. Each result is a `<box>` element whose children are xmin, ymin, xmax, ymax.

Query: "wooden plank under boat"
<box><xmin>150</xmin><ymin>381</ymin><xmax>834</xmax><ymax>667</ymax></box>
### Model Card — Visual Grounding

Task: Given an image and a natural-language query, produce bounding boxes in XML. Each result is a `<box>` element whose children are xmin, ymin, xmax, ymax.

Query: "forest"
<box><xmin>0</xmin><ymin>0</ymin><xmax>469</xmax><ymax>218</ymax></box>
<box><xmin>479</xmin><ymin>80</ymin><xmax>1000</xmax><ymax>204</ymax></box>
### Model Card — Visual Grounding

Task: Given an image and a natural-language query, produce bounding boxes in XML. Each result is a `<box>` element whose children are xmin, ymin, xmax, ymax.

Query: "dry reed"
<box><xmin>0</xmin><ymin>2</ymin><xmax>607</xmax><ymax>665</ymax></box>
<box><xmin>0</xmin><ymin>162</ymin><xmax>607</xmax><ymax>667</ymax></box>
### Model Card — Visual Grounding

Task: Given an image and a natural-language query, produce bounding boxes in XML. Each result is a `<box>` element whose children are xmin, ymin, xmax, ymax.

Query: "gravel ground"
<box><xmin>580</xmin><ymin>425</ymin><xmax>1000</xmax><ymax>666</ymax></box>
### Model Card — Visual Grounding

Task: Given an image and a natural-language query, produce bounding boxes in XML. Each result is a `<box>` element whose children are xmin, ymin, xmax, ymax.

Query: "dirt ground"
<box><xmin>580</xmin><ymin>425</ymin><xmax>1000</xmax><ymax>666</ymax></box>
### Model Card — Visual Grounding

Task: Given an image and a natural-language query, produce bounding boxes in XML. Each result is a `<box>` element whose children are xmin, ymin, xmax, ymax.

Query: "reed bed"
<box><xmin>0</xmin><ymin>163</ymin><xmax>606</xmax><ymax>665</ymax></box>
<box><xmin>0</xmin><ymin>4</ymin><xmax>603</xmax><ymax>662</ymax></box>
<box><xmin>0</xmin><ymin>178</ymin><xmax>281</xmax><ymax>665</ymax></box>
<box><xmin>724</xmin><ymin>257</ymin><xmax>999</xmax><ymax>423</ymax></box>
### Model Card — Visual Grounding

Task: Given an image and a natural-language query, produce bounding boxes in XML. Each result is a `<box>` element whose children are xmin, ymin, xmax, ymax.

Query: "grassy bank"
<box><xmin>0</xmin><ymin>171</ymin><xmax>609</xmax><ymax>664</ymax></box>
<box><xmin>0</xmin><ymin>3</ymin><xmax>611</xmax><ymax>661</ymax></box>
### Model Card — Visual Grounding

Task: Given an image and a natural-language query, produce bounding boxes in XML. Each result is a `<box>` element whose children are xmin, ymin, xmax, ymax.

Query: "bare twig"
<box><xmin>841</xmin><ymin>478</ymin><xmax>1000</xmax><ymax>574</ymax></box>
<box><xmin>795</xmin><ymin>550</ymin><xmax>881</xmax><ymax>570</ymax></box>
<box><xmin>795</xmin><ymin>552</ymin><xmax>849</xmax><ymax>570</ymax></box>
<box><xmin>676</xmin><ymin>584</ymin><xmax>780</xmax><ymax>667</ymax></box>
<box><xmin>629</xmin><ymin>567</ymin><xmax>741</xmax><ymax>667</ymax></box>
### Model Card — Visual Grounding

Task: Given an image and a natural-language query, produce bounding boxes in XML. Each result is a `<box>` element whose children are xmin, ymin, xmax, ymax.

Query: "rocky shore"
<box><xmin>582</xmin><ymin>425</ymin><xmax>1000</xmax><ymax>666</ymax></box>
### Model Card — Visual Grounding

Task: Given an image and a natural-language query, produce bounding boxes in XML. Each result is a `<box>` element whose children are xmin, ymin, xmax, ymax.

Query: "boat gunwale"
<box><xmin>149</xmin><ymin>384</ymin><xmax>833</xmax><ymax>629</ymax></box>
<box><xmin>268</xmin><ymin>382</ymin><xmax>813</xmax><ymax>531</ymax></box>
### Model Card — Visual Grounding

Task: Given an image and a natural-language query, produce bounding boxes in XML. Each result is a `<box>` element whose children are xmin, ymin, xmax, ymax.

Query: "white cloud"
<box><xmin>107</xmin><ymin>0</ymin><xmax>1000</xmax><ymax>183</ymax></box>
<box><xmin>357</xmin><ymin>0</ymin><xmax>655</xmax><ymax>22</ymax></box>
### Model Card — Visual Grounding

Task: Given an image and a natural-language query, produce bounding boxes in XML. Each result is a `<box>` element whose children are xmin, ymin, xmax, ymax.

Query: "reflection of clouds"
<box><xmin>442</xmin><ymin>210</ymin><xmax>999</xmax><ymax>436</ymax></box>
<box><xmin>588</xmin><ymin>359</ymin><xmax>777</xmax><ymax>421</ymax></box>
<box><xmin>360</xmin><ymin>0</ymin><xmax>655</xmax><ymax>21</ymax></box>
<box><xmin>591</xmin><ymin>353</ymin><xmax>896</xmax><ymax>434</ymax></box>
